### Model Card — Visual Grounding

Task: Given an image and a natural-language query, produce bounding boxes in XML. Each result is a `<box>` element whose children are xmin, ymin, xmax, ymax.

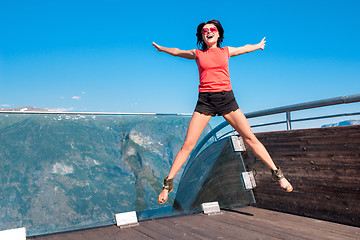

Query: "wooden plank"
<box><xmin>178</xmin><ymin>213</ymin><xmax>280</xmax><ymax>240</ymax></box>
<box><xmin>238</xmin><ymin>207</ymin><xmax>359</xmax><ymax>240</ymax></box>
<box><xmin>212</xmin><ymin>209</ymin><xmax>308</xmax><ymax>240</ymax></box>
<box><xmin>134</xmin><ymin>216</ymin><xmax>207</xmax><ymax>240</ymax></box>
<box><xmin>32</xmin><ymin>225</ymin><xmax>152</xmax><ymax>240</ymax></box>
<box><xmin>228</xmin><ymin>207</ymin><xmax>360</xmax><ymax>240</ymax></box>
<box><xmin>247</xmin><ymin>207</ymin><xmax>360</xmax><ymax>239</ymax></box>
<box><xmin>137</xmin><ymin>211</ymin><xmax>279</xmax><ymax>240</ymax></box>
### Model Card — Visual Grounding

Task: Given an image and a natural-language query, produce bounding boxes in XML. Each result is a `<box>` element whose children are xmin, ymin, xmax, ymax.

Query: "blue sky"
<box><xmin>1</xmin><ymin>0</ymin><xmax>359</xmax><ymax>115</ymax></box>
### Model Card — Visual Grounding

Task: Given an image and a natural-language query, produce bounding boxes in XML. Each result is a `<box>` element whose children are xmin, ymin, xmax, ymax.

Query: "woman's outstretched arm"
<box><xmin>228</xmin><ymin>37</ymin><xmax>266</xmax><ymax>57</ymax></box>
<box><xmin>152</xmin><ymin>42</ymin><xmax>196</xmax><ymax>60</ymax></box>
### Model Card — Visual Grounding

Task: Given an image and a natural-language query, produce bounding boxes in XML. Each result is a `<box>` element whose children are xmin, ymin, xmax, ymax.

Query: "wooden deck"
<box><xmin>244</xmin><ymin>125</ymin><xmax>360</xmax><ymax>227</ymax></box>
<box><xmin>28</xmin><ymin>207</ymin><xmax>360</xmax><ymax>240</ymax></box>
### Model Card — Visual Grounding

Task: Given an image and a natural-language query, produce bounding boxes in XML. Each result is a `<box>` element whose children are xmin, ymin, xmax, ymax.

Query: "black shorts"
<box><xmin>194</xmin><ymin>90</ymin><xmax>239</xmax><ymax>116</ymax></box>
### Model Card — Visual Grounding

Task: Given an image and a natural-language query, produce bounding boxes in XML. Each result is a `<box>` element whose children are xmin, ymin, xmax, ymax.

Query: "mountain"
<box><xmin>0</xmin><ymin>113</ymin><xmax>213</xmax><ymax>236</ymax></box>
<box><xmin>321</xmin><ymin>120</ymin><xmax>360</xmax><ymax>127</ymax></box>
<box><xmin>0</xmin><ymin>106</ymin><xmax>52</xmax><ymax>112</ymax></box>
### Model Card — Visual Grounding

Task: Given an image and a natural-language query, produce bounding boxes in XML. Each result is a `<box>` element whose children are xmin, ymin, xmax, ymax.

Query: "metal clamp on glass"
<box><xmin>230</xmin><ymin>135</ymin><xmax>246</xmax><ymax>152</ymax></box>
<box><xmin>241</xmin><ymin>171</ymin><xmax>257</xmax><ymax>190</ymax></box>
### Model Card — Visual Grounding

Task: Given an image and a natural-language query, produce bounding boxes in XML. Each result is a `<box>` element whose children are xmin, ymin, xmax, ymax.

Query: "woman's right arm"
<box><xmin>152</xmin><ymin>42</ymin><xmax>196</xmax><ymax>60</ymax></box>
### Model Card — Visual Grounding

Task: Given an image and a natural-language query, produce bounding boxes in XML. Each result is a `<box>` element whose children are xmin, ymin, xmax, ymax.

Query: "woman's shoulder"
<box><xmin>221</xmin><ymin>46</ymin><xmax>230</xmax><ymax>57</ymax></box>
<box><xmin>194</xmin><ymin>48</ymin><xmax>202</xmax><ymax>58</ymax></box>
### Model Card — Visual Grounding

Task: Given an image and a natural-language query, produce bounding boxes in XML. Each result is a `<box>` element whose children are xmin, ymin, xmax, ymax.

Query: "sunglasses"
<box><xmin>202</xmin><ymin>27</ymin><xmax>218</xmax><ymax>34</ymax></box>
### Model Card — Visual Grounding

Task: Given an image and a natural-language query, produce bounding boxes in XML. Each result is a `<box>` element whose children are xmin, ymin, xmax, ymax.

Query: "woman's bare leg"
<box><xmin>158</xmin><ymin>112</ymin><xmax>212</xmax><ymax>203</ymax></box>
<box><xmin>223</xmin><ymin>109</ymin><xmax>293</xmax><ymax>191</ymax></box>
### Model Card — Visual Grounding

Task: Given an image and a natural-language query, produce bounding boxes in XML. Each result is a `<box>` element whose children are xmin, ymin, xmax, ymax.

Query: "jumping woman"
<box><xmin>153</xmin><ymin>19</ymin><xmax>293</xmax><ymax>204</ymax></box>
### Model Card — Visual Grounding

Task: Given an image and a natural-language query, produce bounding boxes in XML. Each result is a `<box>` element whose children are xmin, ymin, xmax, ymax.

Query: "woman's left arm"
<box><xmin>228</xmin><ymin>37</ymin><xmax>266</xmax><ymax>57</ymax></box>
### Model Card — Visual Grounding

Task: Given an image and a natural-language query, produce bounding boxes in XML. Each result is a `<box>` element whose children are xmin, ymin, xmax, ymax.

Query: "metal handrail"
<box><xmin>245</xmin><ymin>94</ymin><xmax>360</xmax><ymax>119</ymax></box>
<box><xmin>189</xmin><ymin>94</ymin><xmax>360</xmax><ymax>160</ymax></box>
<box><xmin>0</xmin><ymin>111</ymin><xmax>193</xmax><ymax>116</ymax></box>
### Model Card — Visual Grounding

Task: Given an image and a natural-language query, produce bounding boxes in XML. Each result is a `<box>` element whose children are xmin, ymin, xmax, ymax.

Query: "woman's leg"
<box><xmin>158</xmin><ymin>112</ymin><xmax>212</xmax><ymax>203</ymax></box>
<box><xmin>223</xmin><ymin>109</ymin><xmax>293</xmax><ymax>191</ymax></box>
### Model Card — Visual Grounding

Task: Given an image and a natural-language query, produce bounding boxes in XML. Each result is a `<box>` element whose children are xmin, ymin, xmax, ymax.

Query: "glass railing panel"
<box><xmin>174</xmin><ymin>137</ymin><xmax>256</xmax><ymax>214</ymax></box>
<box><xmin>0</xmin><ymin>113</ymin><xmax>212</xmax><ymax>236</ymax></box>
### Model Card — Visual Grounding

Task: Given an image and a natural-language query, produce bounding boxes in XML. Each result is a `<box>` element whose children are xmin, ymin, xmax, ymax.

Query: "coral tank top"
<box><xmin>195</xmin><ymin>46</ymin><xmax>232</xmax><ymax>92</ymax></box>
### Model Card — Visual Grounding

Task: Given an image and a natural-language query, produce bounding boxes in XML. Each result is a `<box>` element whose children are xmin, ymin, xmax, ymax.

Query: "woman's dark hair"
<box><xmin>196</xmin><ymin>19</ymin><xmax>224</xmax><ymax>50</ymax></box>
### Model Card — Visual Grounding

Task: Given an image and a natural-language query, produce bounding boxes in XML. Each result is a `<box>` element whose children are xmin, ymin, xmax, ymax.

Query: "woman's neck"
<box><xmin>205</xmin><ymin>40</ymin><xmax>218</xmax><ymax>50</ymax></box>
<box><xmin>205</xmin><ymin>44</ymin><xmax>218</xmax><ymax>50</ymax></box>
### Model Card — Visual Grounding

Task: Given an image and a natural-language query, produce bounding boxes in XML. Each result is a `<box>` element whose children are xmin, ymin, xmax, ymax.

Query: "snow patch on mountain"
<box><xmin>322</xmin><ymin>120</ymin><xmax>360</xmax><ymax>127</ymax></box>
<box><xmin>52</xmin><ymin>163</ymin><xmax>74</xmax><ymax>175</ymax></box>
<box><xmin>129</xmin><ymin>130</ymin><xmax>163</xmax><ymax>156</ymax></box>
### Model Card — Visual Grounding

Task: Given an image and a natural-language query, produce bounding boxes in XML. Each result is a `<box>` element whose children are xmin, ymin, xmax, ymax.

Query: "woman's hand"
<box><xmin>258</xmin><ymin>37</ymin><xmax>266</xmax><ymax>51</ymax></box>
<box><xmin>152</xmin><ymin>42</ymin><xmax>163</xmax><ymax>52</ymax></box>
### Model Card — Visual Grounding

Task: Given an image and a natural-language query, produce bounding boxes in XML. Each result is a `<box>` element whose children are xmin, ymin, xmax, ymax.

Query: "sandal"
<box><xmin>157</xmin><ymin>176</ymin><xmax>173</xmax><ymax>204</ymax></box>
<box><xmin>271</xmin><ymin>168</ymin><xmax>293</xmax><ymax>192</ymax></box>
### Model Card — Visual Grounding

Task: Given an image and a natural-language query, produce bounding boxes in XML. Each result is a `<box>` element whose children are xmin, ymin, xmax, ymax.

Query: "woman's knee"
<box><xmin>243</xmin><ymin>135</ymin><xmax>259</xmax><ymax>147</ymax></box>
<box><xmin>181</xmin><ymin>139</ymin><xmax>197</xmax><ymax>152</ymax></box>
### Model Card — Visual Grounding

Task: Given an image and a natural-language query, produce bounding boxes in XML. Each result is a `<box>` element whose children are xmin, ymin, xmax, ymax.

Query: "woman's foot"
<box><xmin>157</xmin><ymin>189</ymin><xmax>170</xmax><ymax>204</ymax></box>
<box><xmin>271</xmin><ymin>168</ymin><xmax>293</xmax><ymax>192</ymax></box>
<box><xmin>279</xmin><ymin>177</ymin><xmax>293</xmax><ymax>192</ymax></box>
<box><xmin>157</xmin><ymin>176</ymin><xmax>174</xmax><ymax>204</ymax></box>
